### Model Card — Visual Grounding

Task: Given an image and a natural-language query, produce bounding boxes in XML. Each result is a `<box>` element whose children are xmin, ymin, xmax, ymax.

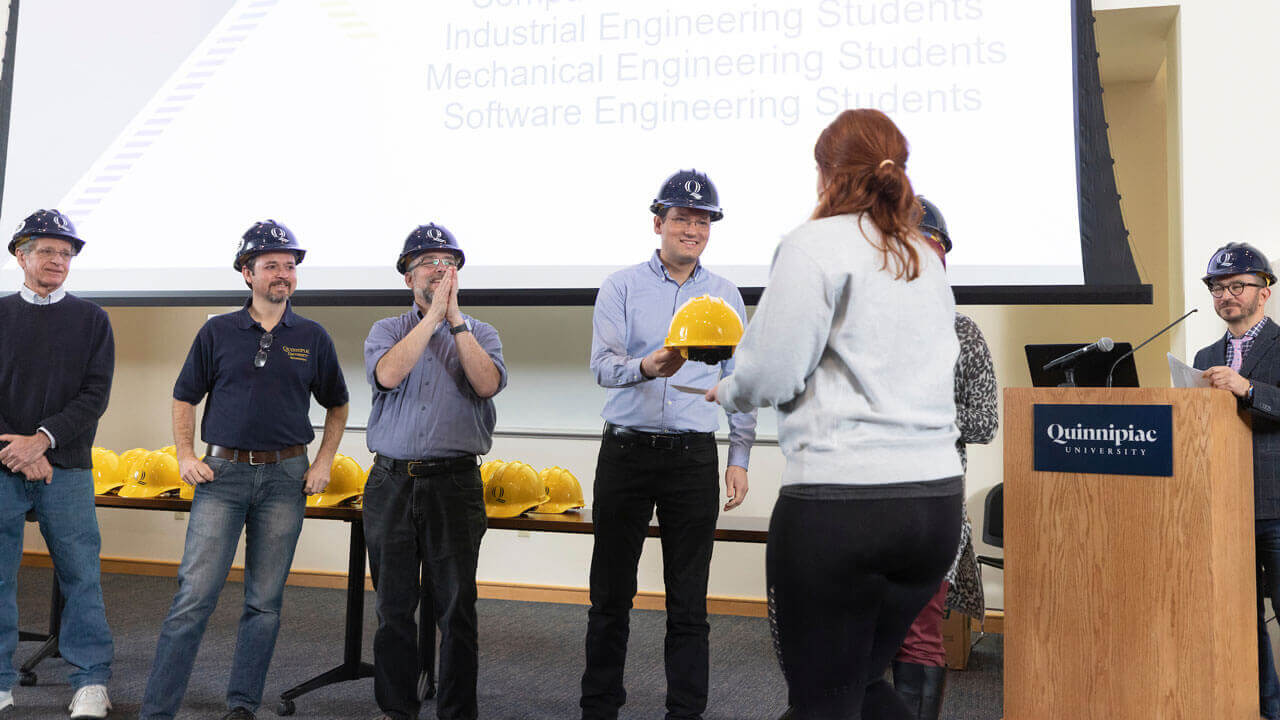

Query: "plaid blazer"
<box><xmin>1195</xmin><ymin>318</ymin><xmax>1280</xmax><ymax>519</ymax></box>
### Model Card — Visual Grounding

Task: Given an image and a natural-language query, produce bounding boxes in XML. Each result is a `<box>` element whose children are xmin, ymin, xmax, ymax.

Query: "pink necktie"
<box><xmin>1230</xmin><ymin>337</ymin><xmax>1245</xmax><ymax>371</ymax></box>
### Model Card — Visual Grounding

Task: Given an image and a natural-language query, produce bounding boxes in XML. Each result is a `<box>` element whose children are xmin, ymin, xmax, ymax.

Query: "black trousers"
<box><xmin>768</xmin><ymin>485</ymin><xmax>962</xmax><ymax>720</ymax></box>
<box><xmin>580</xmin><ymin>432</ymin><xmax>720</xmax><ymax>720</ymax></box>
<box><xmin>362</xmin><ymin>462</ymin><xmax>487</xmax><ymax>720</ymax></box>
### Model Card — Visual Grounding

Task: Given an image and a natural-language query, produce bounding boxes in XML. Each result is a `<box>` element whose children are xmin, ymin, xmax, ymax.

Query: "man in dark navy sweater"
<box><xmin>140</xmin><ymin>220</ymin><xmax>349</xmax><ymax>720</ymax></box>
<box><xmin>0</xmin><ymin>209</ymin><xmax>114</xmax><ymax>719</ymax></box>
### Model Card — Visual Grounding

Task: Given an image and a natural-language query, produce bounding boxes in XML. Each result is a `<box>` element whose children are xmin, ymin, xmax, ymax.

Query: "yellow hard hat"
<box><xmin>307</xmin><ymin>454</ymin><xmax>366</xmax><ymax>508</ymax></box>
<box><xmin>484</xmin><ymin>461</ymin><xmax>550</xmax><ymax>518</ymax></box>
<box><xmin>664</xmin><ymin>294</ymin><xmax>744</xmax><ymax>364</ymax></box>
<box><xmin>160</xmin><ymin>445</ymin><xmax>177</xmax><ymax>457</ymax></box>
<box><xmin>480</xmin><ymin>459</ymin><xmax>507</xmax><ymax>487</ymax></box>
<box><xmin>536</xmin><ymin>466</ymin><xmax>585</xmax><ymax>514</ymax></box>
<box><xmin>118</xmin><ymin>450</ymin><xmax>184</xmax><ymax>498</ymax></box>
<box><xmin>92</xmin><ymin>447</ymin><xmax>124</xmax><ymax>496</ymax></box>
<box><xmin>118</xmin><ymin>447</ymin><xmax>150</xmax><ymax>478</ymax></box>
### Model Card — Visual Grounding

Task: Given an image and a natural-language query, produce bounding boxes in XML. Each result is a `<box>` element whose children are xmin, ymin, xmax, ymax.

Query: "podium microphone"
<box><xmin>1105</xmin><ymin>308</ymin><xmax>1199</xmax><ymax>387</ymax></box>
<box><xmin>1042</xmin><ymin>337</ymin><xmax>1115</xmax><ymax>372</ymax></box>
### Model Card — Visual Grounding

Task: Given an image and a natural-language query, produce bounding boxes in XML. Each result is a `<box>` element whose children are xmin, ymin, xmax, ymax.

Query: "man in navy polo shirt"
<box><xmin>0</xmin><ymin>209</ymin><xmax>114</xmax><ymax>719</ymax></box>
<box><xmin>582</xmin><ymin>170</ymin><xmax>756</xmax><ymax>720</ymax></box>
<box><xmin>363</xmin><ymin>224</ymin><xmax>505</xmax><ymax>720</ymax></box>
<box><xmin>139</xmin><ymin>220</ymin><xmax>349</xmax><ymax>720</ymax></box>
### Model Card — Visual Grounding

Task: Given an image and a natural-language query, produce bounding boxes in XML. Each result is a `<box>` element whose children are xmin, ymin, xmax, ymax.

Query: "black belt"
<box><xmin>206</xmin><ymin>444</ymin><xmax>306</xmax><ymax>465</ymax></box>
<box><xmin>375</xmin><ymin>453</ymin><xmax>478</xmax><ymax>478</ymax></box>
<box><xmin>603</xmin><ymin>423</ymin><xmax>715</xmax><ymax>451</ymax></box>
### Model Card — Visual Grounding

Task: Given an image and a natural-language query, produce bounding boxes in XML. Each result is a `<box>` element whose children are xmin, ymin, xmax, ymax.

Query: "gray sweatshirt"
<box><xmin>717</xmin><ymin>213</ymin><xmax>962</xmax><ymax>487</ymax></box>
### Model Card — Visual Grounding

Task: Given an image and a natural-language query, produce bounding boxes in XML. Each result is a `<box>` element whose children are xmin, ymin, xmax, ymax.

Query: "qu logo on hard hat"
<box><xmin>13</xmin><ymin>221</ymin><xmax>24</xmax><ymax>234</ymax></box>
<box><xmin>52</xmin><ymin>214</ymin><xmax>69</xmax><ymax>230</ymax></box>
<box><xmin>427</xmin><ymin>227</ymin><xmax>445</xmax><ymax>242</ymax></box>
<box><xmin>270</xmin><ymin>226</ymin><xmax>286</xmax><ymax>240</ymax></box>
<box><xmin>684</xmin><ymin>180</ymin><xmax>702</xmax><ymax>195</ymax></box>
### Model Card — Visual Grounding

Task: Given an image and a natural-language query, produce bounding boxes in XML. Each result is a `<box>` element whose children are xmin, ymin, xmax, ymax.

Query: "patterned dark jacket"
<box><xmin>1194</xmin><ymin>318</ymin><xmax>1280</xmax><ymax>520</ymax></box>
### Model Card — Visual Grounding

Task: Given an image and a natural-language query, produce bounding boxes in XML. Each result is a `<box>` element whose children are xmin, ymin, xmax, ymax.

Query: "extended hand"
<box><xmin>642</xmin><ymin>347</ymin><xmax>686</xmax><ymax>378</ymax></box>
<box><xmin>724</xmin><ymin>465</ymin><xmax>748</xmax><ymax>511</ymax></box>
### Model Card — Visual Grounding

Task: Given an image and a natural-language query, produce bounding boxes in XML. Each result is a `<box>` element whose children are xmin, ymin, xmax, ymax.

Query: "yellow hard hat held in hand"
<box><xmin>664</xmin><ymin>294</ymin><xmax>744</xmax><ymax>365</ymax></box>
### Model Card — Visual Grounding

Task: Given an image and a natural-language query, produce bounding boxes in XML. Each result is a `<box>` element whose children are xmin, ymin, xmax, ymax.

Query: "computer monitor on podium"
<box><xmin>1024</xmin><ymin>343</ymin><xmax>1140</xmax><ymax>387</ymax></box>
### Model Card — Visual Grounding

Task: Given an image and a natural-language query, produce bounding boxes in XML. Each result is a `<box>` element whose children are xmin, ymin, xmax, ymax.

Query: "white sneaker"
<box><xmin>0</xmin><ymin>689</ymin><xmax>13</xmax><ymax>713</ymax></box>
<box><xmin>68</xmin><ymin>684</ymin><xmax>110</xmax><ymax>719</ymax></box>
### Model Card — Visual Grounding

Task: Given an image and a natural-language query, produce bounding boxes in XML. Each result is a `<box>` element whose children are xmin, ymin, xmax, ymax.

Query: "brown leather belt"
<box><xmin>206</xmin><ymin>444</ymin><xmax>306</xmax><ymax>465</ymax></box>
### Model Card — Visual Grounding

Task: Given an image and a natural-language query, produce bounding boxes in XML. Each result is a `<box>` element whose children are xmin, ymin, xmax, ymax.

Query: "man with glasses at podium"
<box><xmin>1194</xmin><ymin>242</ymin><xmax>1280</xmax><ymax>720</ymax></box>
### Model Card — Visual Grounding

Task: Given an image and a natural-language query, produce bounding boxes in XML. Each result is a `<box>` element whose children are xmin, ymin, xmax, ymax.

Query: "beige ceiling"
<box><xmin>1094</xmin><ymin>6</ymin><xmax>1178</xmax><ymax>84</ymax></box>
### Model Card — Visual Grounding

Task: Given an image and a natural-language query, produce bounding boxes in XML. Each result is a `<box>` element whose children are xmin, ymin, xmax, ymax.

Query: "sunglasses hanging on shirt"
<box><xmin>254</xmin><ymin>332</ymin><xmax>274</xmax><ymax>368</ymax></box>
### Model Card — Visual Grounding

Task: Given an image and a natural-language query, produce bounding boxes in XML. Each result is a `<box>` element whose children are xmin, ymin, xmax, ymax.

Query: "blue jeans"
<box><xmin>1258</xmin><ymin>518</ymin><xmax>1280</xmax><ymax>720</ymax></box>
<box><xmin>139</xmin><ymin>455</ymin><xmax>308</xmax><ymax>719</ymax></box>
<box><xmin>0</xmin><ymin>465</ymin><xmax>113</xmax><ymax>691</ymax></box>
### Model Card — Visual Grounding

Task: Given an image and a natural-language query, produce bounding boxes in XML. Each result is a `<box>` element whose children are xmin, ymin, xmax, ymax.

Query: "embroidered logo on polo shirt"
<box><xmin>283</xmin><ymin>345</ymin><xmax>310</xmax><ymax>362</ymax></box>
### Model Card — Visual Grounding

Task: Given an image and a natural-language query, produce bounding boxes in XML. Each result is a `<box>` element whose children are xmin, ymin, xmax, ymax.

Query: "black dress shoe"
<box><xmin>222</xmin><ymin>708</ymin><xmax>255</xmax><ymax>720</ymax></box>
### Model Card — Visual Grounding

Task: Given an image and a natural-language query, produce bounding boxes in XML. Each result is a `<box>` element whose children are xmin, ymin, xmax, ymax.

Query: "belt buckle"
<box><xmin>651</xmin><ymin>435</ymin><xmax>677</xmax><ymax>451</ymax></box>
<box><xmin>248</xmin><ymin>451</ymin><xmax>271</xmax><ymax>466</ymax></box>
<box><xmin>407</xmin><ymin>460</ymin><xmax>424</xmax><ymax>477</ymax></box>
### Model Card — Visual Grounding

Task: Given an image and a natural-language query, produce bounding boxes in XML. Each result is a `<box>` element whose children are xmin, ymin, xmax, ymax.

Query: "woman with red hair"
<box><xmin>708</xmin><ymin>109</ymin><xmax>962</xmax><ymax>719</ymax></box>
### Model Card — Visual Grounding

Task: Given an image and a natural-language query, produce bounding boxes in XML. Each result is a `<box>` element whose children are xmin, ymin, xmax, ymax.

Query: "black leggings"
<box><xmin>767</xmin><ymin>482</ymin><xmax>962</xmax><ymax>720</ymax></box>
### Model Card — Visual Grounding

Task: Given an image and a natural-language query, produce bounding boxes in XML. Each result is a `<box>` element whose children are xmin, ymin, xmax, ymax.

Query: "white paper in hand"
<box><xmin>1168</xmin><ymin>353</ymin><xmax>1211</xmax><ymax>388</ymax></box>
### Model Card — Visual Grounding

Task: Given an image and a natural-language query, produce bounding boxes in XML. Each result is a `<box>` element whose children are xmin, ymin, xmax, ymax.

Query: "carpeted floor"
<box><xmin>12</xmin><ymin>567</ymin><xmax>1002</xmax><ymax>718</ymax></box>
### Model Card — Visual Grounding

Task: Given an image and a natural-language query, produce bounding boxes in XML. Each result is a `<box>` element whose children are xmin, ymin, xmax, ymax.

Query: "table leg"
<box><xmin>276</xmin><ymin>518</ymin><xmax>374</xmax><ymax>716</ymax></box>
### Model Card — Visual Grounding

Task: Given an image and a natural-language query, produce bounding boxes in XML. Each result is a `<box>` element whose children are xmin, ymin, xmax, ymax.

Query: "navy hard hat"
<box><xmin>9</xmin><ymin>209</ymin><xmax>84</xmax><ymax>255</ymax></box>
<box><xmin>1203</xmin><ymin>242</ymin><xmax>1276</xmax><ymax>287</ymax></box>
<box><xmin>650</xmin><ymin>169</ymin><xmax>723</xmax><ymax>222</ymax></box>
<box><xmin>917</xmin><ymin>196</ymin><xmax>951</xmax><ymax>253</ymax></box>
<box><xmin>234</xmin><ymin>219</ymin><xmax>305</xmax><ymax>271</ymax></box>
<box><xmin>397</xmin><ymin>223</ymin><xmax>464</xmax><ymax>274</ymax></box>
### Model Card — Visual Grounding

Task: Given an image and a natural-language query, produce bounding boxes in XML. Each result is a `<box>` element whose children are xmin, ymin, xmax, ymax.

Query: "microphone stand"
<box><xmin>1106</xmin><ymin>308</ymin><xmax>1199</xmax><ymax>388</ymax></box>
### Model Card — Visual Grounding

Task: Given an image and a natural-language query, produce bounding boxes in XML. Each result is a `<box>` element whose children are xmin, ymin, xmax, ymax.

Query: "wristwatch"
<box><xmin>449</xmin><ymin>321</ymin><xmax>469</xmax><ymax>335</ymax></box>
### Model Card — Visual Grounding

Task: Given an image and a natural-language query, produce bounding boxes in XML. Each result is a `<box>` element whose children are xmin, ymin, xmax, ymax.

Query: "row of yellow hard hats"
<box><xmin>480</xmin><ymin>460</ymin><xmax>585</xmax><ymax>518</ymax></box>
<box><xmin>93</xmin><ymin>446</ymin><xmax>191</xmax><ymax>499</ymax></box>
<box><xmin>91</xmin><ymin>447</ymin><xmax>367</xmax><ymax>508</ymax></box>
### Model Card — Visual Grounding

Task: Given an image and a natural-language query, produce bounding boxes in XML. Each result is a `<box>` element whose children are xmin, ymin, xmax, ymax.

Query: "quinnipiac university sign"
<box><xmin>1033</xmin><ymin>404</ymin><xmax>1173</xmax><ymax>477</ymax></box>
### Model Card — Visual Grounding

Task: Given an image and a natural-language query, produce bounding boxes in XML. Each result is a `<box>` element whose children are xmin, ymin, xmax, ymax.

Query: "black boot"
<box><xmin>892</xmin><ymin>660</ymin><xmax>947</xmax><ymax>720</ymax></box>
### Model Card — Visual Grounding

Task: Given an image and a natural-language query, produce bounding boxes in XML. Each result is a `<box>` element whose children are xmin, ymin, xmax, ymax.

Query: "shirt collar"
<box><xmin>647</xmin><ymin>249</ymin><xmax>702</xmax><ymax>284</ymax></box>
<box><xmin>1226</xmin><ymin>316</ymin><xmax>1271</xmax><ymax>341</ymax></box>
<box><xmin>18</xmin><ymin>283</ymin><xmax>66</xmax><ymax>305</ymax></box>
<box><xmin>236</xmin><ymin>298</ymin><xmax>298</xmax><ymax>330</ymax></box>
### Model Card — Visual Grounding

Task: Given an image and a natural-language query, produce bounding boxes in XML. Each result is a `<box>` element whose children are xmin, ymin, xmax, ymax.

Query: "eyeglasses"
<box><xmin>1209</xmin><ymin>281</ymin><xmax>1266</xmax><ymax>298</ymax></box>
<box><xmin>253</xmin><ymin>332</ymin><xmax>273</xmax><ymax>369</ymax></box>
<box><xmin>409</xmin><ymin>257</ymin><xmax>458</xmax><ymax>271</ymax></box>
<box><xmin>666</xmin><ymin>216</ymin><xmax>711</xmax><ymax>230</ymax></box>
<box><xmin>32</xmin><ymin>247</ymin><xmax>75</xmax><ymax>261</ymax></box>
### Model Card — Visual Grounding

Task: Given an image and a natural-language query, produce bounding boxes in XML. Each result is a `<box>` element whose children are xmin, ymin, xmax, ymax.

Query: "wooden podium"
<box><xmin>1003</xmin><ymin>388</ymin><xmax>1256</xmax><ymax>720</ymax></box>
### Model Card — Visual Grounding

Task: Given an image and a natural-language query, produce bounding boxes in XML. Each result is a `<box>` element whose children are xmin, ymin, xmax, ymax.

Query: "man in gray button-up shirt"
<box><xmin>362</xmin><ymin>224</ymin><xmax>506</xmax><ymax>720</ymax></box>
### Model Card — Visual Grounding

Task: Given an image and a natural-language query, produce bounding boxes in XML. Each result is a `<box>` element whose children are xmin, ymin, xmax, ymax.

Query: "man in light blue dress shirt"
<box><xmin>581</xmin><ymin>170</ymin><xmax>757</xmax><ymax>720</ymax></box>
